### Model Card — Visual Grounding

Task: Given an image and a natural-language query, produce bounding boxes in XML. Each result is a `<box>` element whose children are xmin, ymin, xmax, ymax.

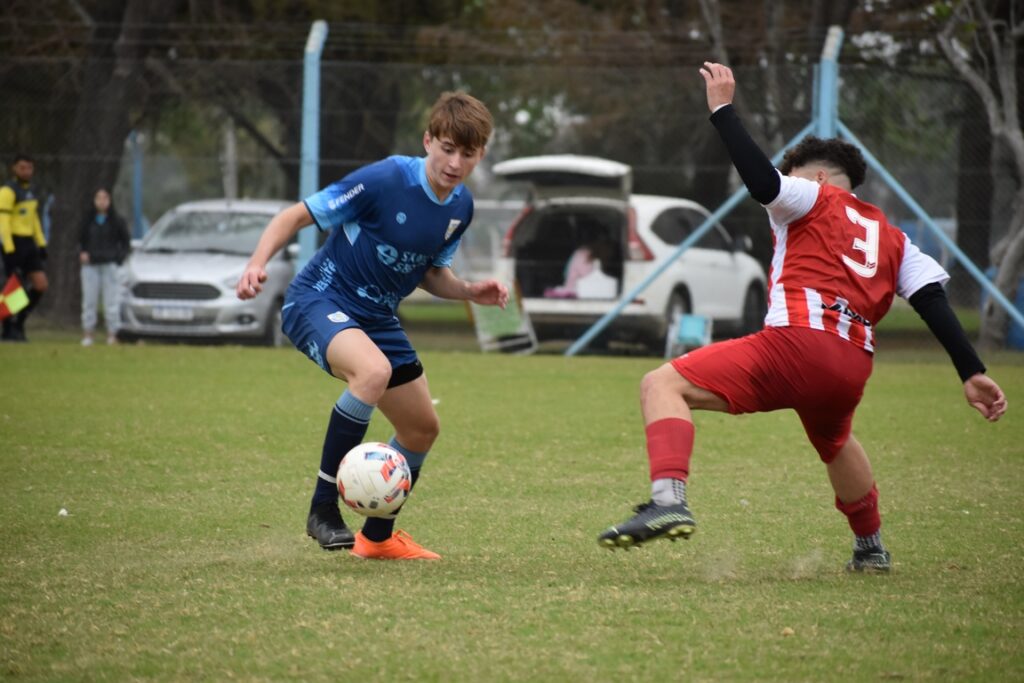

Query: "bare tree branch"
<box><xmin>938</xmin><ymin>0</ymin><xmax>1024</xmax><ymax>349</ymax></box>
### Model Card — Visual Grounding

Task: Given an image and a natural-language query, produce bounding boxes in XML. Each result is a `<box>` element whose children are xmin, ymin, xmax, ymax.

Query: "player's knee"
<box><xmin>640</xmin><ymin>364</ymin><xmax>684</xmax><ymax>405</ymax></box>
<box><xmin>350</xmin><ymin>360</ymin><xmax>392</xmax><ymax>400</ymax></box>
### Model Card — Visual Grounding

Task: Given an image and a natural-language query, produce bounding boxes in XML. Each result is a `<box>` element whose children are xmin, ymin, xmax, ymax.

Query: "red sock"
<box><xmin>646</xmin><ymin>418</ymin><xmax>694</xmax><ymax>482</ymax></box>
<box><xmin>835</xmin><ymin>483</ymin><xmax>880</xmax><ymax>536</ymax></box>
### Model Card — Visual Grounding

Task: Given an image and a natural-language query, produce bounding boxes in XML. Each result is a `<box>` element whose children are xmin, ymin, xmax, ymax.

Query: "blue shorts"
<box><xmin>281</xmin><ymin>289</ymin><xmax>418</xmax><ymax>377</ymax></box>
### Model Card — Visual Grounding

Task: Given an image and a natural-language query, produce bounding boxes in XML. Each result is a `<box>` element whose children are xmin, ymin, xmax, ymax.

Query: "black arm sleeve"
<box><xmin>907</xmin><ymin>282</ymin><xmax>986</xmax><ymax>382</ymax></box>
<box><xmin>709</xmin><ymin>104</ymin><xmax>780</xmax><ymax>205</ymax></box>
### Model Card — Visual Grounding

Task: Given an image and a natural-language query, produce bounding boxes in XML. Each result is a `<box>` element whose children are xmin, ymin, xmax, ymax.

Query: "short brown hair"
<box><xmin>427</xmin><ymin>91</ymin><xmax>493</xmax><ymax>151</ymax></box>
<box><xmin>779</xmin><ymin>136</ymin><xmax>867</xmax><ymax>189</ymax></box>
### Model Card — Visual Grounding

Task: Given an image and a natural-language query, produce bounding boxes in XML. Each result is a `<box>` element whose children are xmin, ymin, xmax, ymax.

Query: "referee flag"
<box><xmin>0</xmin><ymin>274</ymin><xmax>29</xmax><ymax>319</ymax></box>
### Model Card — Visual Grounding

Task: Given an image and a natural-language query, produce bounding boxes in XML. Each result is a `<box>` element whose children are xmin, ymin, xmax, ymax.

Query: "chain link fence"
<box><xmin>0</xmin><ymin>54</ymin><xmax>1002</xmax><ymax>307</ymax></box>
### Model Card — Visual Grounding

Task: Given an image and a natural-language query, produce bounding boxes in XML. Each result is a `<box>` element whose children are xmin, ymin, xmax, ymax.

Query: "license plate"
<box><xmin>152</xmin><ymin>306</ymin><xmax>194</xmax><ymax>321</ymax></box>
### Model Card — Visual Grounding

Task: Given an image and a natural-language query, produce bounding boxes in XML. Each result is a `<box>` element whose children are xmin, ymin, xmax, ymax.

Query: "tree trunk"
<box><xmin>948</xmin><ymin>87</ymin><xmax>993</xmax><ymax>307</ymax></box>
<box><xmin>939</xmin><ymin>0</ymin><xmax>1024</xmax><ymax>349</ymax></box>
<box><xmin>980</xmin><ymin>193</ymin><xmax>1024</xmax><ymax>350</ymax></box>
<box><xmin>46</xmin><ymin>0</ymin><xmax>185</xmax><ymax>324</ymax></box>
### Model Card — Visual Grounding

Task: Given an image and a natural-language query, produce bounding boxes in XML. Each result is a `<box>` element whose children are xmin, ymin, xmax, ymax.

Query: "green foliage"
<box><xmin>1</xmin><ymin>335</ymin><xmax>1022</xmax><ymax>681</ymax></box>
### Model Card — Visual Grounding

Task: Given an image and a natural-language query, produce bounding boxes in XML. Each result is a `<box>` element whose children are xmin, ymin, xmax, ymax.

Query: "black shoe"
<box><xmin>306</xmin><ymin>502</ymin><xmax>355</xmax><ymax>550</ymax></box>
<box><xmin>598</xmin><ymin>500</ymin><xmax>696</xmax><ymax>550</ymax></box>
<box><xmin>846</xmin><ymin>546</ymin><xmax>891</xmax><ymax>573</ymax></box>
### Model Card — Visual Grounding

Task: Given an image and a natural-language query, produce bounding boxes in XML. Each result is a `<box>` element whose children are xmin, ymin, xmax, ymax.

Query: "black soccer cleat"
<box><xmin>598</xmin><ymin>500</ymin><xmax>697</xmax><ymax>550</ymax></box>
<box><xmin>846</xmin><ymin>546</ymin><xmax>892</xmax><ymax>573</ymax></box>
<box><xmin>306</xmin><ymin>501</ymin><xmax>355</xmax><ymax>550</ymax></box>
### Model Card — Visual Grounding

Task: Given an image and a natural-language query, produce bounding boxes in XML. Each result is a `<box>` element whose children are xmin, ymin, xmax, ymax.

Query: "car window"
<box><xmin>681</xmin><ymin>209</ymin><xmax>729</xmax><ymax>251</ymax></box>
<box><xmin>650</xmin><ymin>208</ymin><xmax>694</xmax><ymax>245</ymax></box>
<box><xmin>143</xmin><ymin>211</ymin><xmax>270</xmax><ymax>255</ymax></box>
<box><xmin>651</xmin><ymin>207</ymin><xmax>731</xmax><ymax>251</ymax></box>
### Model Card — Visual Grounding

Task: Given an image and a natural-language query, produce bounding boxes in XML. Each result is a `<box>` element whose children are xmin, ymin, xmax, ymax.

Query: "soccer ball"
<box><xmin>337</xmin><ymin>442</ymin><xmax>412</xmax><ymax>518</ymax></box>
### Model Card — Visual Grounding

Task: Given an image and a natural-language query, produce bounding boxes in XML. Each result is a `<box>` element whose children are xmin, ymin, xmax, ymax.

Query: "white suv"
<box><xmin>492</xmin><ymin>155</ymin><xmax>767</xmax><ymax>351</ymax></box>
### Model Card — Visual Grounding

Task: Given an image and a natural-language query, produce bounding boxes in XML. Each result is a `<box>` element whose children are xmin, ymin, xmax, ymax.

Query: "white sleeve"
<box><xmin>896</xmin><ymin>233</ymin><xmax>950</xmax><ymax>299</ymax></box>
<box><xmin>763</xmin><ymin>172</ymin><xmax>820</xmax><ymax>227</ymax></box>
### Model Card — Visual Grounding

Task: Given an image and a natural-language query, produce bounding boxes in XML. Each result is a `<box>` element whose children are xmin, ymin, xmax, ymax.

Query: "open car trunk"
<box><xmin>510</xmin><ymin>203</ymin><xmax>627</xmax><ymax>299</ymax></box>
<box><xmin>494</xmin><ymin>155</ymin><xmax>632</xmax><ymax>301</ymax></box>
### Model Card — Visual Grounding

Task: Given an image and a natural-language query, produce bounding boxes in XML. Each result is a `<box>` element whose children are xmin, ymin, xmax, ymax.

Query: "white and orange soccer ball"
<box><xmin>337</xmin><ymin>442</ymin><xmax>412</xmax><ymax>518</ymax></box>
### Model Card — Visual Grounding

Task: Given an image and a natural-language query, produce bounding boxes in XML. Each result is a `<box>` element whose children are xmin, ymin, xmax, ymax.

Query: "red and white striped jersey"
<box><xmin>762</xmin><ymin>173</ymin><xmax>949</xmax><ymax>352</ymax></box>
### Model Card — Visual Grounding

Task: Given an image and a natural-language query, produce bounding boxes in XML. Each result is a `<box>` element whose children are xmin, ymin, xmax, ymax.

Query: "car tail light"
<box><xmin>626</xmin><ymin>206</ymin><xmax>654</xmax><ymax>261</ymax></box>
<box><xmin>501</xmin><ymin>205</ymin><xmax>533</xmax><ymax>257</ymax></box>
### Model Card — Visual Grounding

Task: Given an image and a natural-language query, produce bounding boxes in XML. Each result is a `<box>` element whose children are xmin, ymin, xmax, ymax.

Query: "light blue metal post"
<box><xmin>298</xmin><ymin>20</ymin><xmax>328</xmax><ymax>270</ymax></box>
<box><xmin>838</xmin><ymin>121</ymin><xmax>1024</xmax><ymax>332</ymax></box>
<box><xmin>565</xmin><ymin>122</ymin><xmax>815</xmax><ymax>356</ymax></box>
<box><xmin>130</xmin><ymin>130</ymin><xmax>148</xmax><ymax>239</ymax></box>
<box><xmin>815</xmin><ymin>26</ymin><xmax>843</xmax><ymax>138</ymax></box>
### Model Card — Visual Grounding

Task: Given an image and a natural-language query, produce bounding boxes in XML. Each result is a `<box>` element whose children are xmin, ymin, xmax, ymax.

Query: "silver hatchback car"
<box><xmin>120</xmin><ymin>199</ymin><xmax>295</xmax><ymax>346</ymax></box>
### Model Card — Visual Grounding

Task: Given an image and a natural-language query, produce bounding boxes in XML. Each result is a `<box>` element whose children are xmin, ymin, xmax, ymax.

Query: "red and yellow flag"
<box><xmin>0</xmin><ymin>274</ymin><xmax>29</xmax><ymax>319</ymax></box>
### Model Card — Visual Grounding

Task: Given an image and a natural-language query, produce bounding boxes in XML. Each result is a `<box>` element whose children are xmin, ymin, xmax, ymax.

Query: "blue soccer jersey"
<box><xmin>294</xmin><ymin>155</ymin><xmax>473</xmax><ymax>322</ymax></box>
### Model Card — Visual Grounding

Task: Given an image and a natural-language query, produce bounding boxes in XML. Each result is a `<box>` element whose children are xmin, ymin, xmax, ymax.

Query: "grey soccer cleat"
<box><xmin>846</xmin><ymin>547</ymin><xmax>892</xmax><ymax>573</ymax></box>
<box><xmin>598</xmin><ymin>500</ymin><xmax>696</xmax><ymax>550</ymax></box>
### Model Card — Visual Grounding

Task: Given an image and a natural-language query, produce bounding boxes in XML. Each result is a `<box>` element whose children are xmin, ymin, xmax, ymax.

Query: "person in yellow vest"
<box><xmin>0</xmin><ymin>153</ymin><xmax>48</xmax><ymax>341</ymax></box>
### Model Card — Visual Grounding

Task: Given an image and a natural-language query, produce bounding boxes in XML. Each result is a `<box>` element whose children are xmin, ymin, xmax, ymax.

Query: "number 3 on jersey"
<box><xmin>842</xmin><ymin>205</ymin><xmax>879</xmax><ymax>278</ymax></box>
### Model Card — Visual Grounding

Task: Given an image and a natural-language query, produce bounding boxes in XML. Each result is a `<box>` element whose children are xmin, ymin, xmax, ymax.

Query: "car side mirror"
<box><xmin>733</xmin><ymin>234</ymin><xmax>753</xmax><ymax>253</ymax></box>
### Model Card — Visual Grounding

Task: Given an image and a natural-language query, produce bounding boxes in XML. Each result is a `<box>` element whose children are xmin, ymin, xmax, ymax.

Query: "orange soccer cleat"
<box><xmin>351</xmin><ymin>530</ymin><xmax>441</xmax><ymax>560</ymax></box>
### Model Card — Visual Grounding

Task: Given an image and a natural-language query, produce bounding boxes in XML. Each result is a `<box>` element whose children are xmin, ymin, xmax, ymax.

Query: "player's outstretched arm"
<box><xmin>420</xmin><ymin>266</ymin><xmax>508</xmax><ymax>309</ymax></box>
<box><xmin>963</xmin><ymin>373</ymin><xmax>1008</xmax><ymax>422</ymax></box>
<box><xmin>700</xmin><ymin>62</ymin><xmax>780</xmax><ymax>205</ymax></box>
<box><xmin>237</xmin><ymin>202</ymin><xmax>312</xmax><ymax>300</ymax></box>
<box><xmin>908</xmin><ymin>282</ymin><xmax>1007</xmax><ymax>422</ymax></box>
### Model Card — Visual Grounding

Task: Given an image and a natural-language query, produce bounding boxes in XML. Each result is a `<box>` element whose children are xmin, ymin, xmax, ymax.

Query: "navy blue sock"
<box><xmin>361</xmin><ymin>437</ymin><xmax>427</xmax><ymax>542</ymax></box>
<box><xmin>310</xmin><ymin>390</ymin><xmax>375</xmax><ymax>511</ymax></box>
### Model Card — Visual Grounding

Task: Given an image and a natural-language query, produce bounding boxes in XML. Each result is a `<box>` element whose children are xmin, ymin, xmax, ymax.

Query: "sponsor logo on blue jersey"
<box><xmin>357</xmin><ymin>283</ymin><xmax>401</xmax><ymax>310</ymax></box>
<box><xmin>312</xmin><ymin>259</ymin><xmax>338</xmax><ymax>293</ymax></box>
<box><xmin>327</xmin><ymin>183</ymin><xmax>366</xmax><ymax>211</ymax></box>
<box><xmin>396</xmin><ymin>212</ymin><xmax>407</xmax><ymax>224</ymax></box>
<box><xmin>375</xmin><ymin>243</ymin><xmax>430</xmax><ymax>274</ymax></box>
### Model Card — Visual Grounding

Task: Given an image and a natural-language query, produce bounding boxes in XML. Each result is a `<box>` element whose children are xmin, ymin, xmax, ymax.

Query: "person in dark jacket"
<box><xmin>79</xmin><ymin>187</ymin><xmax>130</xmax><ymax>345</ymax></box>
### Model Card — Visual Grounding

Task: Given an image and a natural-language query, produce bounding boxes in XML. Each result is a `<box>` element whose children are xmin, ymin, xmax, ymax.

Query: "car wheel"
<box><xmin>661</xmin><ymin>290</ymin><xmax>690</xmax><ymax>357</ymax></box>
<box><xmin>741</xmin><ymin>284</ymin><xmax>767</xmax><ymax>335</ymax></box>
<box><xmin>263</xmin><ymin>298</ymin><xmax>286</xmax><ymax>347</ymax></box>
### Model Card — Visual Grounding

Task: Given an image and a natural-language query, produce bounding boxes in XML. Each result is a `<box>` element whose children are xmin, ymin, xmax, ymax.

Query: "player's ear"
<box><xmin>423</xmin><ymin>131</ymin><xmax>432</xmax><ymax>153</ymax></box>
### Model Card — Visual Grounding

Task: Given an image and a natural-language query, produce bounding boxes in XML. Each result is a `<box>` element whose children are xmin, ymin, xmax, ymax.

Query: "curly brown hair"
<box><xmin>778</xmin><ymin>136</ymin><xmax>866</xmax><ymax>189</ymax></box>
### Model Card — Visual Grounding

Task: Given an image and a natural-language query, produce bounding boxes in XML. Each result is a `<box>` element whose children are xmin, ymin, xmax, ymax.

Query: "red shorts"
<box><xmin>670</xmin><ymin>326</ymin><xmax>873</xmax><ymax>463</ymax></box>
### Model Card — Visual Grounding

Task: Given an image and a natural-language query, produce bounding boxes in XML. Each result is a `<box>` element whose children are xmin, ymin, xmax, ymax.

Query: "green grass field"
<box><xmin>2</xmin><ymin>318</ymin><xmax>1023</xmax><ymax>681</ymax></box>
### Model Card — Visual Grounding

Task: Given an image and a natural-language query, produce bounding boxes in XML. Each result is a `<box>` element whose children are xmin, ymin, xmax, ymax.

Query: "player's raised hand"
<box><xmin>236</xmin><ymin>263</ymin><xmax>268</xmax><ymax>300</ymax></box>
<box><xmin>699</xmin><ymin>61</ymin><xmax>736</xmax><ymax>113</ymax></box>
<box><xmin>963</xmin><ymin>373</ymin><xmax>1008</xmax><ymax>422</ymax></box>
<box><xmin>469</xmin><ymin>279</ymin><xmax>509</xmax><ymax>309</ymax></box>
